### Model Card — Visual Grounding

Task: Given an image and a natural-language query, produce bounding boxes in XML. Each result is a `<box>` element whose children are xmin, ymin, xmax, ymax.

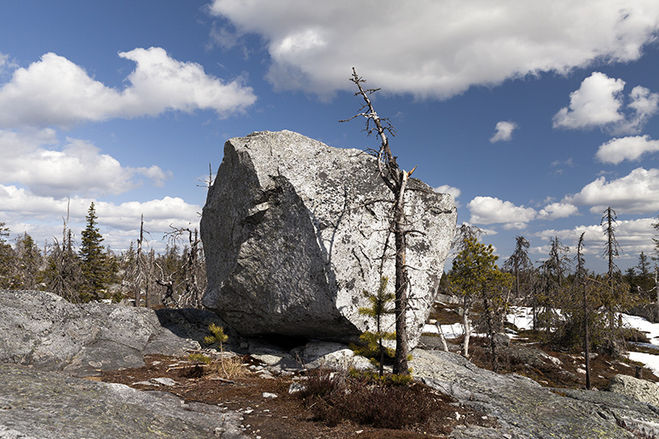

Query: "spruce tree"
<box><xmin>0</xmin><ymin>222</ymin><xmax>16</xmax><ymax>288</ymax></box>
<box><xmin>79</xmin><ymin>203</ymin><xmax>109</xmax><ymax>301</ymax></box>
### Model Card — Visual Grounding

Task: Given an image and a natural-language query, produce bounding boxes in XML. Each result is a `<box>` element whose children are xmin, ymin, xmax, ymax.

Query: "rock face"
<box><xmin>411</xmin><ymin>349</ymin><xmax>659</xmax><ymax>439</ymax></box>
<box><xmin>0</xmin><ymin>363</ymin><xmax>245</xmax><ymax>439</ymax></box>
<box><xmin>609</xmin><ymin>374</ymin><xmax>659</xmax><ymax>407</ymax></box>
<box><xmin>0</xmin><ymin>290</ymin><xmax>222</xmax><ymax>376</ymax></box>
<box><xmin>201</xmin><ymin>130</ymin><xmax>456</xmax><ymax>346</ymax></box>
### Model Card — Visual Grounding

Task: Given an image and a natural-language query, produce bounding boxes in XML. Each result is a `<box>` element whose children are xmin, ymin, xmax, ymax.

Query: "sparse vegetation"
<box><xmin>298</xmin><ymin>368</ymin><xmax>436</xmax><ymax>429</ymax></box>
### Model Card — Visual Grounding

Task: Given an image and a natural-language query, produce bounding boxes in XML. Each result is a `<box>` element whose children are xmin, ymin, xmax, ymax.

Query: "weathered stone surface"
<box><xmin>294</xmin><ymin>341</ymin><xmax>374</xmax><ymax>371</ymax></box>
<box><xmin>411</xmin><ymin>349</ymin><xmax>659</xmax><ymax>439</ymax></box>
<box><xmin>201</xmin><ymin>130</ymin><xmax>456</xmax><ymax>346</ymax></box>
<box><xmin>0</xmin><ymin>290</ymin><xmax>223</xmax><ymax>376</ymax></box>
<box><xmin>609</xmin><ymin>374</ymin><xmax>659</xmax><ymax>407</ymax></box>
<box><xmin>0</xmin><ymin>363</ymin><xmax>245</xmax><ymax>439</ymax></box>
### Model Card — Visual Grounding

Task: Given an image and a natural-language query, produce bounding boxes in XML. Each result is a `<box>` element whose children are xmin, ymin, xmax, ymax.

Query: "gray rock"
<box><xmin>411</xmin><ymin>349</ymin><xmax>659</xmax><ymax>439</ymax></box>
<box><xmin>201</xmin><ymin>130</ymin><xmax>456</xmax><ymax>347</ymax></box>
<box><xmin>0</xmin><ymin>290</ymin><xmax>222</xmax><ymax>376</ymax></box>
<box><xmin>609</xmin><ymin>374</ymin><xmax>659</xmax><ymax>407</ymax></box>
<box><xmin>0</xmin><ymin>363</ymin><xmax>245</xmax><ymax>439</ymax></box>
<box><xmin>295</xmin><ymin>341</ymin><xmax>374</xmax><ymax>371</ymax></box>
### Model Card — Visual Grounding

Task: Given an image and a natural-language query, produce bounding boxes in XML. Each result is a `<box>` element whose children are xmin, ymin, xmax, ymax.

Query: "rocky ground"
<box><xmin>2</xmin><ymin>290</ymin><xmax>659</xmax><ymax>439</ymax></box>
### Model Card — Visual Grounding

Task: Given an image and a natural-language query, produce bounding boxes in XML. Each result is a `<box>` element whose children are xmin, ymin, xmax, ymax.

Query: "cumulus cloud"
<box><xmin>566</xmin><ymin>167</ymin><xmax>659</xmax><ymax>213</ymax></box>
<box><xmin>0</xmin><ymin>184</ymin><xmax>200</xmax><ymax>251</ymax></box>
<box><xmin>535</xmin><ymin>217</ymin><xmax>656</xmax><ymax>257</ymax></box>
<box><xmin>0</xmin><ymin>129</ymin><xmax>170</xmax><ymax>197</ymax></box>
<box><xmin>434</xmin><ymin>184</ymin><xmax>461</xmax><ymax>199</ymax></box>
<box><xmin>434</xmin><ymin>184</ymin><xmax>461</xmax><ymax>207</ymax></box>
<box><xmin>0</xmin><ymin>47</ymin><xmax>256</xmax><ymax>127</ymax></box>
<box><xmin>468</xmin><ymin>196</ymin><xmax>536</xmax><ymax>229</ymax></box>
<box><xmin>208</xmin><ymin>1</ymin><xmax>659</xmax><ymax>98</ymax></box>
<box><xmin>468</xmin><ymin>196</ymin><xmax>580</xmax><ymax>228</ymax></box>
<box><xmin>596</xmin><ymin>135</ymin><xmax>659</xmax><ymax>164</ymax></box>
<box><xmin>489</xmin><ymin>121</ymin><xmax>517</xmax><ymax>143</ymax></box>
<box><xmin>538</xmin><ymin>202</ymin><xmax>579</xmax><ymax>219</ymax></box>
<box><xmin>553</xmin><ymin>72</ymin><xmax>659</xmax><ymax>133</ymax></box>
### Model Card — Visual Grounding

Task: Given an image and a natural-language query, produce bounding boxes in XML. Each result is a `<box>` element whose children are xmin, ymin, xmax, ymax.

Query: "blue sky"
<box><xmin>0</xmin><ymin>0</ymin><xmax>657</xmax><ymax>272</ymax></box>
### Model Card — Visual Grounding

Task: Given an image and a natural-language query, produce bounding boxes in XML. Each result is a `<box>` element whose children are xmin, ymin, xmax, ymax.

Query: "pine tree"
<box><xmin>0</xmin><ymin>222</ymin><xmax>16</xmax><ymax>288</ymax></box>
<box><xmin>79</xmin><ymin>202</ymin><xmax>109</xmax><ymax>301</ymax></box>
<box><xmin>451</xmin><ymin>232</ymin><xmax>512</xmax><ymax>367</ymax></box>
<box><xmin>15</xmin><ymin>232</ymin><xmax>42</xmax><ymax>289</ymax></box>
<box><xmin>355</xmin><ymin>276</ymin><xmax>396</xmax><ymax>376</ymax></box>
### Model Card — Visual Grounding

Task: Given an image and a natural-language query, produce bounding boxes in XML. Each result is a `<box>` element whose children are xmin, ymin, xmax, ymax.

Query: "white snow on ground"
<box><xmin>425</xmin><ymin>305</ymin><xmax>659</xmax><ymax>375</ymax></box>
<box><xmin>507</xmin><ymin>306</ymin><xmax>534</xmax><ymax>331</ymax></box>
<box><xmin>422</xmin><ymin>322</ymin><xmax>464</xmax><ymax>339</ymax></box>
<box><xmin>621</xmin><ymin>313</ymin><xmax>659</xmax><ymax>345</ymax></box>
<box><xmin>628</xmin><ymin>352</ymin><xmax>659</xmax><ymax>375</ymax></box>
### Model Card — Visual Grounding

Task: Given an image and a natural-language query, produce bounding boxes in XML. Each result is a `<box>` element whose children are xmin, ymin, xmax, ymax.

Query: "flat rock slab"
<box><xmin>411</xmin><ymin>349</ymin><xmax>659</xmax><ymax>439</ymax></box>
<box><xmin>0</xmin><ymin>290</ymin><xmax>222</xmax><ymax>376</ymax></box>
<box><xmin>0</xmin><ymin>363</ymin><xmax>245</xmax><ymax>439</ymax></box>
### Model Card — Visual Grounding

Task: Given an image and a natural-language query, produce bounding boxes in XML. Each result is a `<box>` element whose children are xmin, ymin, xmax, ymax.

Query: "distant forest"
<box><xmin>0</xmin><ymin>202</ymin><xmax>205</xmax><ymax>308</ymax></box>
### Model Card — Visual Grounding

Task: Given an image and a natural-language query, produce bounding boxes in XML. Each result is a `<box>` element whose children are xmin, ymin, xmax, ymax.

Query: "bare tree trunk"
<box><xmin>462</xmin><ymin>297</ymin><xmax>472</xmax><ymax>358</ymax></box>
<box><xmin>435</xmin><ymin>322</ymin><xmax>450</xmax><ymax>352</ymax></box>
<box><xmin>577</xmin><ymin>233</ymin><xmax>591</xmax><ymax>390</ymax></box>
<box><xmin>393</xmin><ymin>172</ymin><xmax>409</xmax><ymax>375</ymax></box>
<box><xmin>346</xmin><ymin>68</ymin><xmax>415</xmax><ymax>376</ymax></box>
<box><xmin>483</xmin><ymin>294</ymin><xmax>498</xmax><ymax>372</ymax></box>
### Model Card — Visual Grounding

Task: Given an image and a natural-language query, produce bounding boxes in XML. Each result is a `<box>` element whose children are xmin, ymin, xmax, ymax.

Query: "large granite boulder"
<box><xmin>201</xmin><ymin>130</ymin><xmax>456</xmax><ymax>346</ymax></box>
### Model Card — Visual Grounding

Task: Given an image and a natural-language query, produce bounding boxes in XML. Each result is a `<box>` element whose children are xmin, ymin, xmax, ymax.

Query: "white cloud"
<box><xmin>468</xmin><ymin>196</ymin><xmax>536</xmax><ymax>229</ymax></box>
<box><xmin>434</xmin><ymin>185</ymin><xmax>461</xmax><ymax>199</ymax></box>
<box><xmin>0</xmin><ymin>47</ymin><xmax>256</xmax><ymax>127</ymax></box>
<box><xmin>553</xmin><ymin>72</ymin><xmax>659</xmax><ymax>133</ymax></box>
<box><xmin>209</xmin><ymin>1</ymin><xmax>659</xmax><ymax>98</ymax></box>
<box><xmin>596</xmin><ymin>135</ymin><xmax>659</xmax><ymax>164</ymax></box>
<box><xmin>490</xmin><ymin>121</ymin><xmax>517</xmax><ymax>143</ymax></box>
<box><xmin>566</xmin><ymin>167</ymin><xmax>659</xmax><ymax>213</ymax></box>
<box><xmin>535</xmin><ymin>218</ymin><xmax>656</xmax><ymax>258</ymax></box>
<box><xmin>0</xmin><ymin>129</ymin><xmax>170</xmax><ymax>197</ymax></box>
<box><xmin>0</xmin><ymin>185</ymin><xmax>201</xmax><ymax>251</ymax></box>
<box><xmin>434</xmin><ymin>184</ymin><xmax>461</xmax><ymax>207</ymax></box>
<box><xmin>553</xmin><ymin>72</ymin><xmax>625</xmax><ymax>129</ymax></box>
<box><xmin>468</xmin><ymin>196</ymin><xmax>581</xmax><ymax>228</ymax></box>
<box><xmin>538</xmin><ymin>202</ymin><xmax>579</xmax><ymax>219</ymax></box>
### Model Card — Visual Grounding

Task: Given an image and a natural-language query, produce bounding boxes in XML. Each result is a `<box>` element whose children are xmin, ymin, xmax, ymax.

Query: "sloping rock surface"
<box><xmin>0</xmin><ymin>290</ymin><xmax>221</xmax><ymax>376</ymax></box>
<box><xmin>609</xmin><ymin>374</ymin><xmax>659</xmax><ymax>407</ymax></box>
<box><xmin>201</xmin><ymin>130</ymin><xmax>456</xmax><ymax>346</ymax></box>
<box><xmin>0</xmin><ymin>363</ymin><xmax>245</xmax><ymax>439</ymax></box>
<box><xmin>411</xmin><ymin>349</ymin><xmax>659</xmax><ymax>439</ymax></box>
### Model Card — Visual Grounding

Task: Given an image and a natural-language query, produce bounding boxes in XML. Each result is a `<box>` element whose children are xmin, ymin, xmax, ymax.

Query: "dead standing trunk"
<box><xmin>577</xmin><ymin>233</ymin><xmax>591</xmax><ymax>390</ymax></box>
<box><xmin>346</xmin><ymin>68</ymin><xmax>414</xmax><ymax>375</ymax></box>
<box><xmin>462</xmin><ymin>296</ymin><xmax>472</xmax><ymax>358</ymax></box>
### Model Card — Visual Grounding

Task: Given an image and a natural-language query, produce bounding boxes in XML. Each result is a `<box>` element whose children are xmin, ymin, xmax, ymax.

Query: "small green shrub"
<box><xmin>188</xmin><ymin>353</ymin><xmax>212</xmax><ymax>364</ymax></box>
<box><xmin>204</xmin><ymin>323</ymin><xmax>228</xmax><ymax>351</ymax></box>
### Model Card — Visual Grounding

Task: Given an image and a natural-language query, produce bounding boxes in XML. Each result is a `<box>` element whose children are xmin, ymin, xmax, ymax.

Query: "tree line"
<box><xmin>0</xmin><ymin>202</ymin><xmax>205</xmax><ymax>308</ymax></box>
<box><xmin>441</xmin><ymin>212</ymin><xmax>659</xmax><ymax>387</ymax></box>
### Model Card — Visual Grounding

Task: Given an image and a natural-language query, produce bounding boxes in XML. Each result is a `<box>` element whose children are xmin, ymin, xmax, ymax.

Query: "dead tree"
<box><xmin>165</xmin><ymin>226</ymin><xmax>205</xmax><ymax>308</ymax></box>
<box><xmin>576</xmin><ymin>233</ymin><xmax>591</xmax><ymax>390</ymax></box>
<box><xmin>601</xmin><ymin>206</ymin><xmax>621</xmax><ymax>330</ymax></box>
<box><xmin>344</xmin><ymin>68</ymin><xmax>416</xmax><ymax>375</ymax></box>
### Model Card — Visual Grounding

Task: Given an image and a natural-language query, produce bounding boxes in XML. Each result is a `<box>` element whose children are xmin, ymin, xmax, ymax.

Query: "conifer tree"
<box><xmin>15</xmin><ymin>232</ymin><xmax>42</xmax><ymax>289</ymax></box>
<box><xmin>79</xmin><ymin>202</ymin><xmax>109</xmax><ymax>301</ymax></box>
<box><xmin>0</xmin><ymin>222</ymin><xmax>16</xmax><ymax>288</ymax></box>
<box><xmin>356</xmin><ymin>276</ymin><xmax>396</xmax><ymax>376</ymax></box>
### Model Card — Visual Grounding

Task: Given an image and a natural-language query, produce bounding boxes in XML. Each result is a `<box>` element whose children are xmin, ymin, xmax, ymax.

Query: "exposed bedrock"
<box><xmin>201</xmin><ymin>130</ymin><xmax>456</xmax><ymax>346</ymax></box>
